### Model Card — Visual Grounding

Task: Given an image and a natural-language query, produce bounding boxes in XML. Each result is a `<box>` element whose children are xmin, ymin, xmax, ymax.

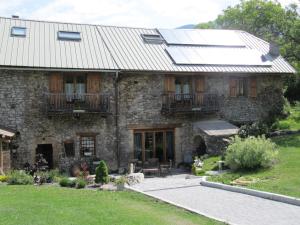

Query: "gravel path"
<box><xmin>130</xmin><ymin>174</ymin><xmax>300</xmax><ymax>225</ymax></box>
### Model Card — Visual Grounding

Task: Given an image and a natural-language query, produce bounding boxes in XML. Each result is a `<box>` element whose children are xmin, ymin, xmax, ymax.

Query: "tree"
<box><xmin>197</xmin><ymin>0</ymin><xmax>300</xmax><ymax>102</ymax></box>
<box><xmin>95</xmin><ymin>160</ymin><xmax>109</xmax><ymax>184</ymax></box>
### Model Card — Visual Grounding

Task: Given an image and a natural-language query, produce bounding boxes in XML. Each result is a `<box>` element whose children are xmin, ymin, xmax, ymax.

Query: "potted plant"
<box><xmin>115</xmin><ymin>176</ymin><xmax>127</xmax><ymax>191</ymax></box>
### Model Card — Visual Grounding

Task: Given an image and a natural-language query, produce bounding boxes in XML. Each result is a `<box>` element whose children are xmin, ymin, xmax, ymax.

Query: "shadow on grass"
<box><xmin>272</xmin><ymin>134</ymin><xmax>300</xmax><ymax>148</ymax></box>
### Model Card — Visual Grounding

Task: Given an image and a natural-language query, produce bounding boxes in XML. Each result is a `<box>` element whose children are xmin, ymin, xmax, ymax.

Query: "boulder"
<box><xmin>126</xmin><ymin>173</ymin><xmax>144</xmax><ymax>185</ymax></box>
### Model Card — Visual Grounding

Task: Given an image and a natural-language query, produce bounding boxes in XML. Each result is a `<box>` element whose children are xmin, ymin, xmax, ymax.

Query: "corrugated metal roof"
<box><xmin>98</xmin><ymin>26</ymin><xmax>295</xmax><ymax>74</ymax></box>
<box><xmin>0</xmin><ymin>17</ymin><xmax>118</xmax><ymax>71</ymax></box>
<box><xmin>0</xmin><ymin>17</ymin><xmax>295</xmax><ymax>74</ymax></box>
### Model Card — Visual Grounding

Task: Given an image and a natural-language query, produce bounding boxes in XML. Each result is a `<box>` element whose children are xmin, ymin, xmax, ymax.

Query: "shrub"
<box><xmin>238</xmin><ymin>122</ymin><xmax>269</xmax><ymax>138</ymax></box>
<box><xmin>7</xmin><ymin>170</ymin><xmax>34</xmax><ymax>185</ymax></box>
<box><xmin>0</xmin><ymin>175</ymin><xmax>8</xmax><ymax>182</ymax></box>
<box><xmin>191</xmin><ymin>164</ymin><xmax>205</xmax><ymax>176</ymax></box>
<box><xmin>225</xmin><ymin>136</ymin><xmax>278</xmax><ymax>171</ymax></box>
<box><xmin>59</xmin><ymin>177</ymin><xmax>71</xmax><ymax>187</ymax></box>
<box><xmin>115</xmin><ymin>176</ymin><xmax>127</xmax><ymax>185</ymax></box>
<box><xmin>95</xmin><ymin>160</ymin><xmax>109</xmax><ymax>184</ymax></box>
<box><xmin>69</xmin><ymin>179</ymin><xmax>77</xmax><ymax>188</ymax></box>
<box><xmin>76</xmin><ymin>178</ymin><xmax>86</xmax><ymax>189</ymax></box>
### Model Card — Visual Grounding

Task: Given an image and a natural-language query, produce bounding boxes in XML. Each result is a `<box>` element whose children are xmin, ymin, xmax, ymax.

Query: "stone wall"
<box><xmin>117</xmin><ymin>73</ymin><xmax>284</xmax><ymax>166</ymax></box>
<box><xmin>0</xmin><ymin>70</ymin><xmax>117</xmax><ymax>170</ymax></box>
<box><xmin>0</xmin><ymin>70</ymin><xmax>284</xmax><ymax>170</ymax></box>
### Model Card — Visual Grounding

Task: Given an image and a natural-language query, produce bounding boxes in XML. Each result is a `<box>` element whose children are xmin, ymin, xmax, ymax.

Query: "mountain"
<box><xmin>176</xmin><ymin>24</ymin><xmax>196</xmax><ymax>29</ymax></box>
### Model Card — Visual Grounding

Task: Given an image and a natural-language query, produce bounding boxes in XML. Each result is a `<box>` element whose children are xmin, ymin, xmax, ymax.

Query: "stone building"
<box><xmin>0</xmin><ymin>17</ymin><xmax>295</xmax><ymax>172</ymax></box>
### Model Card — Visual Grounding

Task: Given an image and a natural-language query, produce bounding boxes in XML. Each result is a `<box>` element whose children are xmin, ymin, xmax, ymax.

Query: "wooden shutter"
<box><xmin>164</xmin><ymin>76</ymin><xmax>175</xmax><ymax>92</ymax></box>
<box><xmin>195</xmin><ymin>77</ymin><xmax>205</xmax><ymax>105</ymax></box>
<box><xmin>49</xmin><ymin>73</ymin><xmax>63</xmax><ymax>93</ymax></box>
<box><xmin>249</xmin><ymin>77</ymin><xmax>257</xmax><ymax>98</ymax></box>
<box><xmin>87</xmin><ymin>73</ymin><xmax>101</xmax><ymax>109</ymax></box>
<box><xmin>87</xmin><ymin>73</ymin><xmax>101</xmax><ymax>93</ymax></box>
<box><xmin>195</xmin><ymin>77</ymin><xmax>205</xmax><ymax>93</ymax></box>
<box><xmin>229</xmin><ymin>78</ymin><xmax>237</xmax><ymax>97</ymax></box>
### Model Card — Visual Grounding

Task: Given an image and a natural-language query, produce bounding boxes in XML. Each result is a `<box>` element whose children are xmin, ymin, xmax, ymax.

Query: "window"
<box><xmin>64</xmin><ymin>140</ymin><xmax>75</xmax><ymax>157</ymax></box>
<box><xmin>141</xmin><ymin>34</ymin><xmax>163</xmax><ymax>44</ymax></box>
<box><xmin>64</xmin><ymin>75</ymin><xmax>86</xmax><ymax>100</ymax></box>
<box><xmin>58</xmin><ymin>31</ymin><xmax>81</xmax><ymax>41</ymax></box>
<box><xmin>175</xmin><ymin>78</ymin><xmax>191</xmax><ymax>100</ymax></box>
<box><xmin>229</xmin><ymin>78</ymin><xmax>247</xmax><ymax>97</ymax></box>
<box><xmin>11</xmin><ymin>27</ymin><xmax>26</xmax><ymax>37</ymax></box>
<box><xmin>80</xmin><ymin>136</ymin><xmax>95</xmax><ymax>157</ymax></box>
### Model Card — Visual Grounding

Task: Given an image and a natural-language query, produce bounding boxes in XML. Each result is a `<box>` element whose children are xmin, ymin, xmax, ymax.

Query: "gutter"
<box><xmin>114</xmin><ymin>71</ymin><xmax>120</xmax><ymax>169</ymax></box>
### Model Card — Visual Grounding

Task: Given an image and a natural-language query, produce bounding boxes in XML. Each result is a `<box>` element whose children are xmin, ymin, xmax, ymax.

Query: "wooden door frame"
<box><xmin>133</xmin><ymin>128</ymin><xmax>175</xmax><ymax>163</ymax></box>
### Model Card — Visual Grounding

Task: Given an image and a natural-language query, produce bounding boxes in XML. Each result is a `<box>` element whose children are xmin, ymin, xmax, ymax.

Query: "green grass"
<box><xmin>209</xmin><ymin>134</ymin><xmax>300</xmax><ymax>198</ymax></box>
<box><xmin>275</xmin><ymin>102</ymin><xmax>300</xmax><ymax>130</ymax></box>
<box><xmin>0</xmin><ymin>185</ymin><xmax>223</xmax><ymax>225</ymax></box>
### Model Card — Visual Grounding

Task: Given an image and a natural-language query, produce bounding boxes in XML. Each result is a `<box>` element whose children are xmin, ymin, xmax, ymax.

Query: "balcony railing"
<box><xmin>161</xmin><ymin>92</ymin><xmax>219</xmax><ymax>114</ymax></box>
<box><xmin>45</xmin><ymin>93</ymin><xmax>110</xmax><ymax>114</ymax></box>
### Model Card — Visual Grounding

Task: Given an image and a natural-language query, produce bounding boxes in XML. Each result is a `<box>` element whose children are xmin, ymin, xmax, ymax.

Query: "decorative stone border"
<box><xmin>267</xmin><ymin>129</ymin><xmax>300</xmax><ymax>137</ymax></box>
<box><xmin>200</xmin><ymin>179</ymin><xmax>300</xmax><ymax>207</ymax></box>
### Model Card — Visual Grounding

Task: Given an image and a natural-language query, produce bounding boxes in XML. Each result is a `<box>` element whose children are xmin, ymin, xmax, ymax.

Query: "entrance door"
<box><xmin>36</xmin><ymin>144</ymin><xmax>53</xmax><ymax>169</ymax></box>
<box><xmin>134</xmin><ymin>129</ymin><xmax>175</xmax><ymax>163</ymax></box>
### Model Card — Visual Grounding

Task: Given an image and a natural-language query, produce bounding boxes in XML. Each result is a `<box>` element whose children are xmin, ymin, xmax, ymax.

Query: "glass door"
<box><xmin>134</xmin><ymin>130</ymin><xmax>174</xmax><ymax>163</ymax></box>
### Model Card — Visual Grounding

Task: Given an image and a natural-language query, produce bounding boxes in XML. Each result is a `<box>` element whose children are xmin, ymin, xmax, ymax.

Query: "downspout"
<box><xmin>114</xmin><ymin>71</ymin><xmax>120</xmax><ymax>169</ymax></box>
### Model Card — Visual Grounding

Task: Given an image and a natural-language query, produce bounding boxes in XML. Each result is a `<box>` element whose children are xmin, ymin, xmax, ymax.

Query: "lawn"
<box><xmin>208</xmin><ymin>134</ymin><xmax>300</xmax><ymax>198</ymax></box>
<box><xmin>0</xmin><ymin>185</ymin><xmax>223</xmax><ymax>225</ymax></box>
<box><xmin>275</xmin><ymin>102</ymin><xmax>300</xmax><ymax>131</ymax></box>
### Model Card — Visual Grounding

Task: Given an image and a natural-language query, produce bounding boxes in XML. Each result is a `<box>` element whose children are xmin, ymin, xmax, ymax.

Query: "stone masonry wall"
<box><xmin>117</xmin><ymin>73</ymin><xmax>284</xmax><ymax>166</ymax></box>
<box><xmin>0</xmin><ymin>70</ymin><xmax>284</xmax><ymax>170</ymax></box>
<box><xmin>0</xmin><ymin>70</ymin><xmax>117</xmax><ymax>170</ymax></box>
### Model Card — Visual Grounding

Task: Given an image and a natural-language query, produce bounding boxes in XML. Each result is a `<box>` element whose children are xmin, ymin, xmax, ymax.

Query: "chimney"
<box><xmin>269</xmin><ymin>42</ymin><xmax>280</xmax><ymax>57</ymax></box>
<box><xmin>12</xmin><ymin>15</ymin><xmax>19</xmax><ymax>19</ymax></box>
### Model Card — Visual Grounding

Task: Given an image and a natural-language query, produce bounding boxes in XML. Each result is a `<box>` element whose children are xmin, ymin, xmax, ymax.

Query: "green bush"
<box><xmin>0</xmin><ymin>175</ymin><xmax>8</xmax><ymax>182</ymax></box>
<box><xmin>95</xmin><ymin>160</ymin><xmax>109</xmax><ymax>184</ymax></box>
<box><xmin>59</xmin><ymin>177</ymin><xmax>71</xmax><ymax>187</ymax></box>
<box><xmin>225</xmin><ymin>136</ymin><xmax>278</xmax><ymax>171</ymax></box>
<box><xmin>7</xmin><ymin>171</ymin><xmax>34</xmax><ymax>185</ymax></box>
<box><xmin>69</xmin><ymin>179</ymin><xmax>76</xmax><ymax>188</ymax></box>
<box><xmin>76</xmin><ymin>178</ymin><xmax>87</xmax><ymax>189</ymax></box>
<box><xmin>238</xmin><ymin>122</ymin><xmax>269</xmax><ymax>138</ymax></box>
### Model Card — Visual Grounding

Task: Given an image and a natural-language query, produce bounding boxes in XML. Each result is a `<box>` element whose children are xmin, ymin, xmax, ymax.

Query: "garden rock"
<box><xmin>126</xmin><ymin>173</ymin><xmax>144</xmax><ymax>185</ymax></box>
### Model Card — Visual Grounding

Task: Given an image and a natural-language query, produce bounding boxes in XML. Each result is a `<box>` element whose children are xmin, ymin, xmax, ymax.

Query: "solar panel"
<box><xmin>158</xmin><ymin>29</ymin><xmax>246</xmax><ymax>47</ymax></box>
<box><xmin>166</xmin><ymin>47</ymin><xmax>272</xmax><ymax>66</ymax></box>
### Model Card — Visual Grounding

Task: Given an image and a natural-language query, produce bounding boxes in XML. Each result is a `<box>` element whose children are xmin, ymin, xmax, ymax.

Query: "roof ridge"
<box><xmin>0</xmin><ymin>16</ymin><xmax>156</xmax><ymax>30</ymax></box>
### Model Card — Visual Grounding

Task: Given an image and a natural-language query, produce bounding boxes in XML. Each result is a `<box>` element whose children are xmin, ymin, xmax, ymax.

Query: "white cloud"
<box><xmin>0</xmin><ymin>0</ymin><xmax>298</xmax><ymax>28</ymax></box>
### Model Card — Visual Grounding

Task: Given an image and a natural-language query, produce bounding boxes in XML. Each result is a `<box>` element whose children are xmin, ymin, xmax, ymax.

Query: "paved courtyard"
<box><xmin>130</xmin><ymin>174</ymin><xmax>300</xmax><ymax>225</ymax></box>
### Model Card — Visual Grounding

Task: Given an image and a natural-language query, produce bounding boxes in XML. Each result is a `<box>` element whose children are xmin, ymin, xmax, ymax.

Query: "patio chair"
<box><xmin>160</xmin><ymin>160</ymin><xmax>172</xmax><ymax>176</ymax></box>
<box><xmin>142</xmin><ymin>158</ymin><xmax>160</xmax><ymax>176</ymax></box>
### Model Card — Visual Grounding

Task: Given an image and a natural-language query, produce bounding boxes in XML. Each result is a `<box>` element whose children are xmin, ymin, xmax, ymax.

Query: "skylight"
<box><xmin>58</xmin><ymin>31</ymin><xmax>81</xmax><ymax>41</ymax></box>
<box><xmin>141</xmin><ymin>34</ymin><xmax>163</xmax><ymax>44</ymax></box>
<box><xmin>11</xmin><ymin>27</ymin><xmax>26</xmax><ymax>37</ymax></box>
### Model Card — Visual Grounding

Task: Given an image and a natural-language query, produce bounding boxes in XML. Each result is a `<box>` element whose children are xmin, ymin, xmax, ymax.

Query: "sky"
<box><xmin>0</xmin><ymin>0</ymin><xmax>298</xmax><ymax>28</ymax></box>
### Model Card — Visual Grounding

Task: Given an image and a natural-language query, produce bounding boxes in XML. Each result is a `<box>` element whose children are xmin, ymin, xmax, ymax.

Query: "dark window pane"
<box><xmin>80</xmin><ymin>136</ymin><xmax>95</xmax><ymax>157</ymax></box>
<box><xmin>166</xmin><ymin>131</ymin><xmax>174</xmax><ymax>162</ymax></box>
<box><xmin>64</xmin><ymin>142</ymin><xmax>75</xmax><ymax>157</ymax></box>
<box><xmin>134</xmin><ymin>133</ymin><xmax>142</xmax><ymax>161</ymax></box>
<box><xmin>155</xmin><ymin>132</ymin><xmax>164</xmax><ymax>162</ymax></box>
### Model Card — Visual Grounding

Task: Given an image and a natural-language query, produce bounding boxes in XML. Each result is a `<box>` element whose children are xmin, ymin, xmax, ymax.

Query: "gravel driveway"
<box><xmin>129</xmin><ymin>174</ymin><xmax>300</xmax><ymax>225</ymax></box>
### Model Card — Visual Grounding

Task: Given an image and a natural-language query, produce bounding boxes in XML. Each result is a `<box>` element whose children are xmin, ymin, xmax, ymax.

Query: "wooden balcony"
<box><xmin>161</xmin><ymin>93</ymin><xmax>219</xmax><ymax>114</ymax></box>
<box><xmin>45</xmin><ymin>93</ymin><xmax>110</xmax><ymax>114</ymax></box>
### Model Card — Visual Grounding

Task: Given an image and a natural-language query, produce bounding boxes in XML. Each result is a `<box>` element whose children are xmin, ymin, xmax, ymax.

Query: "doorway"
<box><xmin>36</xmin><ymin>144</ymin><xmax>53</xmax><ymax>169</ymax></box>
<box><xmin>193</xmin><ymin>135</ymin><xmax>207</xmax><ymax>156</ymax></box>
<box><xmin>134</xmin><ymin>129</ymin><xmax>175</xmax><ymax>163</ymax></box>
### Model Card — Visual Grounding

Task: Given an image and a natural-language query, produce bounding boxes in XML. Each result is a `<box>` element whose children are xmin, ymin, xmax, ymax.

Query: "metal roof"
<box><xmin>98</xmin><ymin>26</ymin><xmax>295</xmax><ymax>74</ymax></box>
<box><xmin>0</xmin><ymin>16</ymin><xmax>295</xmax><ymax>74</ymax></box>
<box><xmin>0</xmin><ymin>17</ymin><xmax>118</xmax><ymax>71</ymax></box>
